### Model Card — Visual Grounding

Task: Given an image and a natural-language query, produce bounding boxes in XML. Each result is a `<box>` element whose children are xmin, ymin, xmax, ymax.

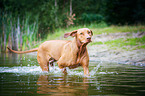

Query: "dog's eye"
<box><xmin>80</xmin><ymin>33</ymin><xmax>83</xmax><ymax>35</ymax></box>
<box><xmin>88</xmin><ymin>31</ymin><xmax>90</xmax><ymax>34</ymax></box>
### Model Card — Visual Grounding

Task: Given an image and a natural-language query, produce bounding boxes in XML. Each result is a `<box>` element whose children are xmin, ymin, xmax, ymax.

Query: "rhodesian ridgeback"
<box><xmin>7</xmin><ymin>28</ymin><xmax>93</xmax><ymax>76</ymax></box>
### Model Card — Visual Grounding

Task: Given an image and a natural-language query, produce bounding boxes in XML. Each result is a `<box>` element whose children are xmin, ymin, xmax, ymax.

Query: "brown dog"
<box><xmin>7</xmin><ymin>28</ymin><xmax>93</xmax><ymax>76</ymax></box>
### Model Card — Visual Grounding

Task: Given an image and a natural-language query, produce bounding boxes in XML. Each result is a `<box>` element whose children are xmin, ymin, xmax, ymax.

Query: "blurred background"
<box><xmin>0</xmin><ymin>0</ymin><xmax>145</xmax><ymax>52</ymax></box>
<box><xmin>0</xmin><ymin>1</ymin><xmax>145</xmax><ymax>95</ymax></box>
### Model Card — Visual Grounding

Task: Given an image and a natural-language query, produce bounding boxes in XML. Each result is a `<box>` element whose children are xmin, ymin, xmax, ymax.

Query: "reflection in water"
<box><xmin>1</xmin><ymin>53</ymin><xmax>145</xmax><ymax>95</ymax></box>
<box><xmin>0</xmin><ymin>53</ymin><xmax>19</xmax><ymax>66</ymax></box>
<box><xmin>37</xmin><ymin>75</ymin><xmax>89</xmax><ymax>96</ymax></box>
<box><xmin>0</xmin><ymin>52</ymin><xmax>38</xmax><ymax>67</ymax></box>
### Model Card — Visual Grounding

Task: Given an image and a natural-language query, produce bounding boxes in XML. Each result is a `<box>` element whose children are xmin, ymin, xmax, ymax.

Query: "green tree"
<box><xmin>104</xmin><ymin>0</ymin><xmax>145</xmax><ymax>24</ymax></box>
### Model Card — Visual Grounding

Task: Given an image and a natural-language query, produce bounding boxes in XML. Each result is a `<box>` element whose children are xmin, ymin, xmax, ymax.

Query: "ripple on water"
<box><xmin>0</xmin><ymin>62</ymin><xmax>116</xmax><ymax>77</ymax></box>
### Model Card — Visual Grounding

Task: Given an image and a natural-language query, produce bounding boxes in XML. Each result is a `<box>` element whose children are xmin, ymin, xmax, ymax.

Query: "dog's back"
<box><xmin>38</xmin><ymin>40</ymin><xmax>70</xmax><ymax>60</ymax></box>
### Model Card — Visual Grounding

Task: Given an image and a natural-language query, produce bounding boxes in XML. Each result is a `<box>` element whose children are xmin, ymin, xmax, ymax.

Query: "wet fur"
<box><xmin>7</xmin><ymin>28</ymin><xmax>93</xmax><ymax>76</ymax></box>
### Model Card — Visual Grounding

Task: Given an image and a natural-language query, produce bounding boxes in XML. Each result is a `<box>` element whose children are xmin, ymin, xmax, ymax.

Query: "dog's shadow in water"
<box><xmin>37</xmin><ymin>75</ymin><xmax>89</xmax><ymax>96</ymax></box>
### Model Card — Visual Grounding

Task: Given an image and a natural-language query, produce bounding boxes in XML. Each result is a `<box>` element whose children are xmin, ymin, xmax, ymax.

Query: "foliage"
<box><xmin>104</xmin><ymin>0</ymin><xmax>145</xmax><ymax>24</ymax></box>
<box><xmin>0</xmin><ymin>12</ymin><xmax>39</xmax><ymax>52</ymax></box>
<box><xmin>1</xmin><ymin>0</ymin><xmax>145</xmax><ymax>34</ymax></box>
<box><xmin>80</xmin><ymin>13</ymin><xmax>104</xmax><ymax>24</ymax></box>
<box><xmin>0</xmin><ymin>0</ymin><xmax>145</xmax><ymax>52</ymax></box>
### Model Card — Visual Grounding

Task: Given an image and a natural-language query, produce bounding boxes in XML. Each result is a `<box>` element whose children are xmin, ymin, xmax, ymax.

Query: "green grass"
<box><xmin>92</xmin><ymin>25</ymin><xmax>145</xmax><ymax>35</ymax></box>
<box><xmin>46</xmin><ymin>22</ymin><xmax>108</xmax><ymax>40</ymax></box>
<box><xmin>90</xmin><ymin>41</ymin><xmax>103</xmax><ymax>46</ymax></box>
<box><xmin>47</xmin><ymin>23</ymin><xmax>145</xmax><ymax>40</ymax></box>
<box><xmin>45</xmin><ymin>23</ymin><xmax>145</xmax><ymax>50</ymax></box>
<box><xmin>136</xmin><ymin>45</ymin><xmax>145</xmax><ymax>49</ymax></box>
<box><xmin>0</xmin><ymin>13</ymin><xmax>39</xmax><ymax>52</ymax></box>
<box><xmin>90</xmin><ymin>35</ymin><xmax>145</xmax><ymax>50</ymax></box>
<box><xmin>104</xmin><ymin>36</ymin><xmax>145</xmax><ymax>50</ymax></box>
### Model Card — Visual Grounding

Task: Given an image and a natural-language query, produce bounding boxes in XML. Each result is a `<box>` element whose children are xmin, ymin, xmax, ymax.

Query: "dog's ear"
<box><xmin>64</xmin><ymin>30</ymin><xmax>77</xmax><ymax>38</ymax></box>
<box><xmin>90</xmin><ymin>30</ymin><xmax>93</xmax><ymax>36</ymax></box>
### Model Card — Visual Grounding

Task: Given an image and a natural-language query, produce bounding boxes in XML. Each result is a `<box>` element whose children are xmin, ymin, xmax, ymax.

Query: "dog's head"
<box><xmin>64</xmin><ymin>28</ymin><xmax>93</xmax><ymax>44</ymax></box>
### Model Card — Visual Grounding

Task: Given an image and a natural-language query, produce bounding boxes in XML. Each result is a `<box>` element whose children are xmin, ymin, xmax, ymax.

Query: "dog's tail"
<box><xmin>7</xmin><ymin>47</ymin><xmax>38</xmax><ymax>54</ymax></box>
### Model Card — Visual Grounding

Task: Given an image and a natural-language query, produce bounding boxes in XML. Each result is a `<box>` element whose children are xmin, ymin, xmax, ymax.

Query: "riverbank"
<box><xmin>40</xmin><ymin>25</ymin><xmax>145</xmax><ymax>66</ymax></box>
<box><xmin>4</xmin><ymin>24</ymin><xmax>145</xmax><ymax>66</ymax></box>
<box><xmin>88</xmin><ymin>31</ymin><xmax>145</xmax><ymax>66</ymax></box>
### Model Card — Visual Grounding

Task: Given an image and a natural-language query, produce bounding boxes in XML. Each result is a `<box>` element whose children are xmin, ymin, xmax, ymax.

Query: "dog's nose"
<box><xmin>87</xmin><ymin>37</ymin><xmax>91</xmax><ymax>39</ymax></box>
<box><xmin>86</xmin><ymin>37</ymin><xmax>92</xmax><ymax>42</ymax></box>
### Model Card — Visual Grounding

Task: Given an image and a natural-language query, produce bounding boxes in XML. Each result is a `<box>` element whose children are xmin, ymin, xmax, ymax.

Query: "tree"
<box><xmin>104</xmin><ymin>0</ymin><xmax>145</xmax><ymax>24</ymax></box>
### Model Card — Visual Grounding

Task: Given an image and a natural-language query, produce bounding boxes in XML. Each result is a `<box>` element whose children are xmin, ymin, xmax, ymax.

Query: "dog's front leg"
<box><xmin>62</xmin><ymin>68</ymin><xmax>67</xmax><ymax>75</ymax></box>
<box><xmin>83</xmin><ymin>65</ymin><xmax>89</xmax><ymax>76</ymax></box>
<box><xmin>57</xmin><ymin>60</ymin><xmax>68</xmax><ymax>75</ymax></box>
<box><xmin>58</xmin><ymin>65</ymin><xmax>67</xmax><ymax>75</ymax></box>
<box><xmin>81</xmin><ymin>57</ymin><xmax>90</xmax><ymax>76</ymax></box>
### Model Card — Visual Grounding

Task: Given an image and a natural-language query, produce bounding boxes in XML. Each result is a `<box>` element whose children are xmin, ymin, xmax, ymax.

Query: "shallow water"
<box><xmin>0</xmin><ymin>53</ymin><xmax>145</xmax><ymax>96</ymax></box>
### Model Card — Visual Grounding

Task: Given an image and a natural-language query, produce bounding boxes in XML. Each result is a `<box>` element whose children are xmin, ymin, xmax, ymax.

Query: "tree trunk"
<box><xmin>55</xmin><ymin>0</ymin><xmax>58</xmax><ymax>27</ymax></box>
<box><xmin>70</xmin><ymin>0</ymin><xmax>72</xmax><ymax>16</ymax></box>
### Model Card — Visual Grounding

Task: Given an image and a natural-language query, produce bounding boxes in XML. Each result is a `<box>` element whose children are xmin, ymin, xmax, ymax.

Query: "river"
<box><xmin>0</xmin><ymin>53</ymin><xmax>145</xmax><ymax>96</ymax></box>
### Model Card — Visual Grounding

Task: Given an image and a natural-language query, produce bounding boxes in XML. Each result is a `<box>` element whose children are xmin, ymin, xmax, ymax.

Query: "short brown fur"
<box><xmin>7</xmin><ymin>28</ymin><xmax>93</xmax><ymax>76</ymax></box>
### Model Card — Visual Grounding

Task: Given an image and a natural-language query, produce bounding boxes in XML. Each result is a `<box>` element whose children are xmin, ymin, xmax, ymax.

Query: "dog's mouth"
<box><xmin>86</xmin><ymin>38</ymin><xmax>92</xmax><ymax>43</ymax></box>
<box><xmin>79</xmin><ymin>38</ymin><xmax>92</xmax><ymax>44</ymax></box>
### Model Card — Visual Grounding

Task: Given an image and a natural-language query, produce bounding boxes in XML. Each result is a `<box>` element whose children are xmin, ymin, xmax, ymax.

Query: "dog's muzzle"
<box><xmin>86</xmin><ymin>37</ymin><xmax>92</xmax><ymax>42</ymax></box>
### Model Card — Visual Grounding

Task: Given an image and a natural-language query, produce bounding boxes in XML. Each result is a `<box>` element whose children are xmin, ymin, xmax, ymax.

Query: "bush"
<box><xmin>80</xmin><ymin>13</ymin><xmax>104</xmax><ymax>24</ymax></box>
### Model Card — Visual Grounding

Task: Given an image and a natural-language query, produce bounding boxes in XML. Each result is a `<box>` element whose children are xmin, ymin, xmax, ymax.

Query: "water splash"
<box><xmin>0</xmin><ymin>65</ymin><xmax>64</xmax><ymax>75</ymax></box>
<box><xmin>0</xmin><ymin>62</ymin><xmax>116</xmax><ymax>76</ymax></box>
<box><xmin>0</xmin><ymin>66</ymin><xmax>41</xmax><ymax>75</ymax></box>
<box><xmin>90</xmin><ymin>61</ymin><xmax>101</xmax><ymax>76</ymax></box>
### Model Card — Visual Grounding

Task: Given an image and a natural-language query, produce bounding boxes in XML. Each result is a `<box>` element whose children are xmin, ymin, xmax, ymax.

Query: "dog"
<box><xmin>7</xmin><ymin>28</ymin><xmax>93</xmax><ymax>76</ymax></box>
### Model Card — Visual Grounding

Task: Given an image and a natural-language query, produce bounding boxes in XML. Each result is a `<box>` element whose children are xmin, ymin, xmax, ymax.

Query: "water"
<box><xmin>0</xmin><ymin>53</ymin><xmax>145</xmax><ymax>96</ymax></box>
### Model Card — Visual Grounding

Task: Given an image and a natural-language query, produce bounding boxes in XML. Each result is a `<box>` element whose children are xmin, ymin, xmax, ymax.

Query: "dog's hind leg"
<box><xmin>49</xmin><ymin>57</ymin><xmax>56</xmax><ymax>66</ymax></box>
<box><xmin>62</xmin><ymin>67</ymin><xmax>67</xmax><ymax>75</ymax></box>
<box><xmin>37</xmin><ymin>53</ymin><xmax>49</xmax><ymax>72</ymax></box>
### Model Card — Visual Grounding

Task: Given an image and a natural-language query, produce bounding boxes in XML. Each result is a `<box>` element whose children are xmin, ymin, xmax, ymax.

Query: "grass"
<box><xmin>46</xmin><ymin>22</ymin><xmax>108</xmax><ymax>40</ymax></box>
<box><xmin>0</xmin><ymin>13</ymin><xmax>39</xmax><ymax>52</ymax></box>
<box><xmin>47</xmin><ymin>23</ymin><xmax>145</xmax><ymax>39</ymax></box>
<box><xmin>107</xmin><ymin>35</ymin><xmax>145</xmax><ymax>47</ymax></box>
<box><xmin>46</xmin><ymin>23</ymin><xmax>145</xmax><ymax>50</ymax></box>
<box><xmin>90</xmin><ymin>41</ymin><xmax>103</xmax><ymax>45</ymax></box>
<box><xmin>92</xmin><ymin>24</ymin><xmax>145</xmax><ymax>35</ymax></box>
<box><xmin>91</xmin><ymin>35</ymin><xmax>145</xmax><ymax>50</ymax></box>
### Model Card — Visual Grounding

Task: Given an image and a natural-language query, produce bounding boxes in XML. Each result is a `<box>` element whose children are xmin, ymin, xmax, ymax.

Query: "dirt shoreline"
<box><xmin>88</xmin><ymin>45</ymin><xmax>145</xmax><ymax>66</ymax></box>
<box><xmin>18</xmin><ymin>32</ymin><xmax>145</xmax><ymax>66</ymax></box>
<box><xmin>88</xmin><ymin>32</ymin><xmax>145</xmax><ymax>66</ymax></box>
